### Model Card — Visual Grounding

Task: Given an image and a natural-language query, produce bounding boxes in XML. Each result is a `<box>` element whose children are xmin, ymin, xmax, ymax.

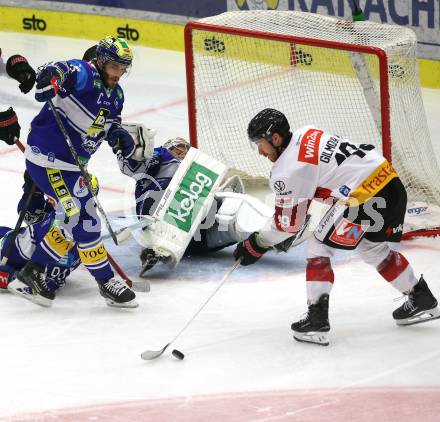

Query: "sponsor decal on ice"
<box><xmin>298</xmin><ymin>128</ymin><xmax>323</xmax><ymax>165</ymax></box>
<box><xmin>329</xmin><ymin>219</ymin><xmax>368</xmax><ymax>247</ymax></box>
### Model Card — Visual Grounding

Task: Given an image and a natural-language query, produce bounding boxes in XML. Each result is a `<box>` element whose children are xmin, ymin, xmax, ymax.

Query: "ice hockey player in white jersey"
<box><xmin>234</xmin><ymin>108</ymin><xmax>439</xmax><ymax>346</ymax></box>
<box><xmin>116</xmin><ymin>133</ymin><xmax>303</xmax><ymax>275</ymax></box>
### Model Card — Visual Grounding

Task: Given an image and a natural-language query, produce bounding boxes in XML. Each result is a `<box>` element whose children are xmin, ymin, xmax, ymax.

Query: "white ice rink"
<box><xmin>1</xmin><ymin>32</ymin><xmax>440</xmax><ymax>421</ymax></box>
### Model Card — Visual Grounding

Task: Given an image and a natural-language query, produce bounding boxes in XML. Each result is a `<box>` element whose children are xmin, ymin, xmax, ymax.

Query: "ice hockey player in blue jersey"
<box><xmin>17</xmin><ymin>36</ymin><xmax>138</xmax><ymax>308</ymax></box>
<box><xmin>0</xmin><ymin>172</ymin><xmax>81</xmax><ymax>306</ymax></box>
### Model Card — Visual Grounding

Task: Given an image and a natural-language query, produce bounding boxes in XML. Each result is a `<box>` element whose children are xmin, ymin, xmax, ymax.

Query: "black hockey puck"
<box><xmin>172</xmin><ymin>349</ymin><xmax>185</xmax><ymax>360</ymax></box>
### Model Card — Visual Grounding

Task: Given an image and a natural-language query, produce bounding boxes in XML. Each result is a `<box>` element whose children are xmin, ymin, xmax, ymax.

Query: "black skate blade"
<box><xmin>293</xmin><ymin>331</ymin><xmax>329</xmax><ymax>346</ymax></box>
<box><xmin>395</xmin><ymin>306</ymin><xmax>440</xmax><ymax>326</ymax></box>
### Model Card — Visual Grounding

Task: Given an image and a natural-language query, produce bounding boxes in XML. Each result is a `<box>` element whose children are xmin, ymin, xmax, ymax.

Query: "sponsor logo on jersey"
<box><xmin>0</xmin><ymin>270</ymin><xmax>9</xmax><ymax>289</ymax></box>
<box><xmin>348</xmin><ymin>160</ymin><xmax>397</xmax><ymax>205</ymax></box>
<box><xmin>329</xmin><ymin>219</ymin><xmax>369</xmax><ymax>247</ymax></box>
<box><xmin>386</xmin><ymin>224</ymin><xmax>404</xmax><ymax>237</ymax></box>
<box><xmin>73</xmin><ymin>175</ymin><xmax>88</xmax><ymax>198</ymax></box>
<box><xmin>46</xmin><ymin>169</ymin><xmax>79</xmax><ymax>217</ymax></box>
<box><xmin>339</xmin><ymin>185</ymin><xmax>351</xmax><ymax>197</ymax></box>
<box><xmin>78</xmin><ymin>242</ymin><xmax>108</xmax><ymax>265</ymax></box>
<box><xmin>273</xmin><ymin>180</ymin><xmax>286</xmax><ymax>193</ymax></box>
<box><xmin>44</xmin><ymin>226</ymin><xmax>75</xmax><ymax>258</ymax></box>
<box><xmin>30</xmin><ymin>146</ymin><xmax>41</xmax><ymax>155</ymax></box>
<box><xmin>407</xmin><ymin>206</ymin><xmax>429</xmax><ymax>216</ymax></box>
<box><xmin>298</xmin><ymin>128</ymin><xmax>323</xmax><ymax>165</ymax></box>
<box><xmin>164</xmin><ymin>162</ymin><xmax>219</xmax><ymax>232</ymax></box>
<box><xmin>320</xmin><ymin>136</ymin><xmax>340</xmax><ymax>163</ymax></box>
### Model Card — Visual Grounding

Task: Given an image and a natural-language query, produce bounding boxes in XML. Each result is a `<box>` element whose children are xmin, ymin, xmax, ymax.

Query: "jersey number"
<box><xmin>335</xmin><ymin>142</ymin><xmax>375</xmax><ymax>166</ymax></box>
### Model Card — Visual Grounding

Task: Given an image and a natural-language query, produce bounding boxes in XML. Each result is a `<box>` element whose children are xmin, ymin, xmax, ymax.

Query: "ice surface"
<box><xmin>0</xmin><ymin>32</ymin><xmax>440</xmax><ymax>420</ymax></box>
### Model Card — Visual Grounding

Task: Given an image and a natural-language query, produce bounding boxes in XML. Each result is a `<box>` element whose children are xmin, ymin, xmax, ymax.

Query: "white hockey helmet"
<box><xmin>163</xmin><ymin>137</ymin><xmax>191</xmax><ymax>160</ymax></box>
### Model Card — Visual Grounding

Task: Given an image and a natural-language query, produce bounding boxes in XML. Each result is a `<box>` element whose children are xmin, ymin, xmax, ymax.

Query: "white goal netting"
<box><xmin>186</xmin><ymin>11</ymin><xmax>440</xmax><ymax>234</ymax></box>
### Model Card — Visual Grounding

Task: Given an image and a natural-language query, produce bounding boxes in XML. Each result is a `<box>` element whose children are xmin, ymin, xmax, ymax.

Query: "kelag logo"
<box><xmin>164</xmin><ymin>162</ymin><xmax>219</xmax><ymax>233</ymax></box>
<box><xmin>23</xmin><ymin>15</ymin><xmax>47</xmax><ymax>31</ymax></box>
<box><xmin>204</xmin><ymin>36</ymin><xmax>225</xmax><ymax>53</ymax></box>
<box><xmin>117</xmin><ymin>24</ymin><xmax>139</xmax><ymax>41</ymax></box>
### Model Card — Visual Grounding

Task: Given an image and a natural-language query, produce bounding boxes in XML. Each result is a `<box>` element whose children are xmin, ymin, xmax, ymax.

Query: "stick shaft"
<box><xmin>48</xmin><ymin>99</ymin><xmax>119</xmax><ymax>245</ymax></box>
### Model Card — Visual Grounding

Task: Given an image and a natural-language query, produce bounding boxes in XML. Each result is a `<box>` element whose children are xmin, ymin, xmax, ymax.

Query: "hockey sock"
<box><xmin>77</xmin><ymin>239</ymin><xmax>113</xmax><ymax>281</ymax></box>
<box><xmin>377</xmin><ymin>251</ymin><xmax>418</xmax><ymax>293</ymax></box>
<box><xmin>306</xmin><ymin>257</ymin><xmax>334</xmax><ymax>304</ymax></box>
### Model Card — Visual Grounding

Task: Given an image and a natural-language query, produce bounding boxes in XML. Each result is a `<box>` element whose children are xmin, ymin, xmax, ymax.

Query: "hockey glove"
<box><xmin>35</xmin><ymin>68</ymin><xmax>60</xmax><ymax>102</ymax></box>
<box><xmin>107</xmin><ymin>126</ymin><xmax>136</xmax><ymax>159</ymax></box>
<box><xmin>233</xmin><ymin>232</ymin><xmax>270</xmax><ymax>266</ymax></box>
<box><xmin>0</xmin><ymin>107</ymin><xmax>20</xmax><ymax>145</ymax></box>
<box><xmin>6</xmin><ymin>55</ymin><xmax>36</xmax><ymax>94</ymax></box>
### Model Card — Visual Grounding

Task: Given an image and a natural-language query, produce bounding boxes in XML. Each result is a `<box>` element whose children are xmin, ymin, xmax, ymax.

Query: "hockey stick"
<box><xmin>13</xmin><ymin>138</ymin><xmax>137</xmax><ymax>289</ymax></box>
<box><xmin>140</xmin><ymin>259</ymin><xmax>241</xmax><ymax>360</ymax></box>
<box><xmin>48</xmin><ymin>99</ymin><xmax>125</xmax><ymax>245</ymax></box>
<box><xmin>0</xmin><ymin>179</ymin><xmax>36</xmax><ymax>266</ymax></box>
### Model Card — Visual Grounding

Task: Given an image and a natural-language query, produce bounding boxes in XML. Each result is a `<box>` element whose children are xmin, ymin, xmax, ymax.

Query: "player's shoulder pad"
<box><xmin>67</xmin><ymin>59</ymin><xmax>94</xmax><ymax>92</ymax></box>
<box><xmin>292</xmin><ymin>125</ymin><xmax>320</xmax><ymax>144</ymax></box>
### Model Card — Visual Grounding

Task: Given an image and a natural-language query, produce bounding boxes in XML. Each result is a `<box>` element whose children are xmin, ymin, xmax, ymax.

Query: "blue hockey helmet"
<box><xmin>96</xmin><ymin>36</ymin><xmax>133</xmax><ymax>68</ymax></box>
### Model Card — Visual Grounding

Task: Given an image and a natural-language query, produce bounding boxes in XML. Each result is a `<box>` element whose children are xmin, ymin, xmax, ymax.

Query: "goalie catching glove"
<box><xmin>233</xmin><ymin>232</ymin><xmax>271</xmax><ymax>266</ymax></box>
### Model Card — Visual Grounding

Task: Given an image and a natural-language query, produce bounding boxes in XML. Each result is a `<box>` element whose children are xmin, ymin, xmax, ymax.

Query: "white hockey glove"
<box><xmin>121</xmin><ymin>122</ymin><xmax>155</xmax><ymax>161</ymax></box>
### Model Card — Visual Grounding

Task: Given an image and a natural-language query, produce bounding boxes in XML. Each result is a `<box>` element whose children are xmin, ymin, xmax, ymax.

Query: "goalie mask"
<box><xmin>163</xmin><ymin>137</ymin><xmax>191</xmax><ymax>160</ymax></box>
<box><xmin>247</xmin><ymin>108</ymin><xmax>292</xmax><ymax>151</ymax></box>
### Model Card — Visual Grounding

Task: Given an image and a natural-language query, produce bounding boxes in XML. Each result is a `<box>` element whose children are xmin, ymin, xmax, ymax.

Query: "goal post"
<box><xmin>184</xmin><ymin>11</ymin><xmax>440</xmax><ymax>238</ymax></box>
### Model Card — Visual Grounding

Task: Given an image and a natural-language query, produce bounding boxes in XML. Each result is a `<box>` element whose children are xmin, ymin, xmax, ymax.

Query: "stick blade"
<box><xmin>141</xmin><ymin>344</ymin><xmax>169</xmax><ymax>360</ymax></box>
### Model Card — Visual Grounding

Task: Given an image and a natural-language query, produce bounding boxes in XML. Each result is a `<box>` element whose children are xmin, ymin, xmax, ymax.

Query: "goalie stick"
<box><xmin>140</xmin><ymin>259</ymin><xmax>241</xmax><ymax>360</ymax></box>
<box><xmin>13</xmin><ymin>138</ymin><xmax>136</xmax><ymax>289</ymax></box>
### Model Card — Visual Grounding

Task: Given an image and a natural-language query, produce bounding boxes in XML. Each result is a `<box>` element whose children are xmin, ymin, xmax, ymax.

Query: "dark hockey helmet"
<box><xmin>96</xmin><ymin>36</ymin><xmax>133</xmax><ymax>68</ymax></box>
<box><xmin>82</xmin><ymin>45</ymin><xmax>97</xmax><ymax>62</ymax></box>
<box><xmin>247</xmin><ymin>108</ymin><xmax>291</xmax><ymax>144</ymax></box>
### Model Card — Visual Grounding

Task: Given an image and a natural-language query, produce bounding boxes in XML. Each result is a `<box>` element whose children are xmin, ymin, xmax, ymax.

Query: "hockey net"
<box><xmin>184</xmin><ymin>11</ymin><xmax>440</xmax><ymax>238</ymax></box>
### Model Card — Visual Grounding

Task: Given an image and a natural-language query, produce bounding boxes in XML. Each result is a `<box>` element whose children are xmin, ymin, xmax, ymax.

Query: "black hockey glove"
<box><xmin>233</xmin><ymin>232</ymin><xmax>270</xmax><ymax>266</ymax></box>
<box><xmin>6</xmin><ymin>55</ymin><xmax>36</xmax><ymax>94</ymax></box>
<box><xmin>0</xmin><ymin>107</ymin><xmax>20</xmax><ymax>145</ymax></box>
<box><xmin>35</xmin><ymin>67</ymin><xmax>60</xmax><ymax>102</ymax></box>
<box><xmin>107</xmin><ymin>126</ymin><xmax>136</xmax><ymax>159</ymax></box>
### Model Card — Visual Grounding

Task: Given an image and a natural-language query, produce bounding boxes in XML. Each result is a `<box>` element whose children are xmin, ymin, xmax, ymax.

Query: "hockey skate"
<box><xmin>98</xmin><ymin>278</ymin><xmax>138</xmax><ymax>308</ymax></box>
<box><xmin>14</xmin><ymin>261</ymin><xmax>55</xmax><ymax>307</ymax></box>
<box><xmin>139</xmin><ymin>248</ymin><xmax>169</xmax><ymax>276</ymax></box>
<box><xmin>291</xmin><ymin>294</ymin><xmax>330</xmax><ymax>346</ymax></box>
<box><xmin>393</xmin><ymin>275</ymin><xmax>440</xmax><ymax>326</ymax></box>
